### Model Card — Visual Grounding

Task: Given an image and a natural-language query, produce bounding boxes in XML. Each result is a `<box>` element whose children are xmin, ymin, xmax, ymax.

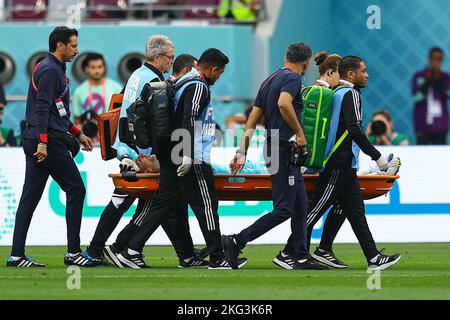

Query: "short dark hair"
<box><xmin>198</xmin><ymin>48</ymin><xmax>229</xmax><ymax>69</ymax></box>
<box><xmin>82</xmin><ymin>53</ymin><xmax>106</xmax><ymax>69</ymax></box>
<box><xmin>285</xmin><ymin>42</ymin><xmax>312</xmax><ymax>64</ymax></box>
<box><xmin>49</xmin><ymin>26</ymin><xmax>78</xmax><ymax>52</ymax></box>
<box><xmin>338</xmin><ymin>55</ymin><xmax>364</xmax><ymax>78</ymax></box>
<box><xmin>172</xmin><ymin>54</ymin><xmax>197</xmax><ymax>74</ymax></box>
<box><xmin>429</xmin><ymin>47</ymin><xmax>444</xmax><ymax>57</ymax></box>
<box><xmin>372</xmin><ymin>109</ymin><xmax>392</xmax><ymax>123</ymax></box>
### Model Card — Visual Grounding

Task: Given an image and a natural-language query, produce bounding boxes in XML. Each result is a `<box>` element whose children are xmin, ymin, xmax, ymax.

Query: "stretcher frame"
<box><xmin>109</xmin><ymin>173</ymin><xmax>400</xmax><ymax>201</ymax></box>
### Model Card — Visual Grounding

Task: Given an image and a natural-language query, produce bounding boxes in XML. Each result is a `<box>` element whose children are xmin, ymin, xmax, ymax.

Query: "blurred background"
<box><xmin>0</xmin><ymin>0</ymin><xmax>449</xmax><ymax>147</ymax></box>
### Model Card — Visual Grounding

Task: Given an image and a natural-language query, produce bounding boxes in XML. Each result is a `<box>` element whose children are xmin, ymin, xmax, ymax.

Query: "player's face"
<box><xmin>354</xmin><ymin>61</ymin><xmax>369</xmax><ymax>88</ymax></box>
<box><xmin>61</xmin><ymin>36</ymin><xmax>79</xmax><ymax>62</ymax></box>
<box><xmin>86</xmin><ymin>59</ymin><xmax>106</xmax><ymax>81</ymax></box>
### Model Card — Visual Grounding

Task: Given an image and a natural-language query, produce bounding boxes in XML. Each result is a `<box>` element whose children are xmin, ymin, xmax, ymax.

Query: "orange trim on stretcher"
<box><xmin>109</xmin><ymin>173</ymin><xmax>400</xmax><ymax>201</ymax></box>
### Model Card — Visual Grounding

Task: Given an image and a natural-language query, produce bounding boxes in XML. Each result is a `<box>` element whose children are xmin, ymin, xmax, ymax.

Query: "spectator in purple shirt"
<box><xmin>412</xmin><ymin>47</ymin><xmax>450</xmax><ymax>145</ymax></box>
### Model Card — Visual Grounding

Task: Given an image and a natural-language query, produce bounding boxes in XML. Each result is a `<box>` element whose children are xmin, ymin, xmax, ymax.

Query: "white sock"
<box><xmin>68</xmin><ymin>252</ymin><xmax>79</xmax><ymax>257</ymax></box>
<box><xmin>280</xmin><ymin>251</ymin><xmax>289</xmax><ymax>258</ymax></box>
<box><xmin>11</xmin><ymin>256</ymin><xmax>22</xmax><ymax>261</ymax></box>
<box><xmin>128</xmin><ymin>248</ymin><xmax>139</xmax><ymax>255</ymax></box>
<box><xmin>297</xmin><ymin>259</ymin><xmax>307</xmax><ymax>263</ymax></box>
<box><xmin>370</xmin><ymin>254</ymin><xmax>380</xmax><ymax>263</ymax></box>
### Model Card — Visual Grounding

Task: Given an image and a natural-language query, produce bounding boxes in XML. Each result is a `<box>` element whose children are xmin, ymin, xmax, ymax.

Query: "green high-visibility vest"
<box><xmin>217</xmin><ymin>0</ymin><xmax>257</xmax><ymax>22</ymax></box>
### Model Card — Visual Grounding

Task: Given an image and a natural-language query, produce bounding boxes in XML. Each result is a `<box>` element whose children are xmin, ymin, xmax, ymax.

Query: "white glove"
<box><xmin>386</xmin><ymin>156</ymin><xmax>401</xmax><ymax>175</ymax></box>
<box><xmin>120</xmin><ymin>157</ymin><xmax>140</xmax><ymax>172</ymax></box>
<box><xmin>376</xmin><ymin>155</ymin><xmax>389</xmax><ymax>171</ymax></box>
<box><xmin>177</xmin><ymin>156</ymin><xmax>192</xmax><ymax>177</ymax></box>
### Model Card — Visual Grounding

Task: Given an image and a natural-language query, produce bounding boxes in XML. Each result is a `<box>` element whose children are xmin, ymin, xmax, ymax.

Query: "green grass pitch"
<box><xmin>0</xmin><ymin>243</ymin><xmax>449</xmax><ymax>300</ymax></box>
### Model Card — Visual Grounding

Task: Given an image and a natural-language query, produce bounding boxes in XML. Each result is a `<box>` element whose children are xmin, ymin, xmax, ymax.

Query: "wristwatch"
<box><xmin>236</xmin><ymin>149</ymin><xmax>246</xmax><ymax>156</ymax></box>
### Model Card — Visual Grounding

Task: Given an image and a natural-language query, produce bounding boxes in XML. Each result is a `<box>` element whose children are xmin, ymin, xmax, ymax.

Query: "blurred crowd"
<box><xmin>0</xmin><ymin>0</ymin><xmax>262</xmax><ymax>23</ymax></box>
<box><xmin>1</xmin><ymin>45</ymin><xmax>449</xmax><ymax>148</ymax></box>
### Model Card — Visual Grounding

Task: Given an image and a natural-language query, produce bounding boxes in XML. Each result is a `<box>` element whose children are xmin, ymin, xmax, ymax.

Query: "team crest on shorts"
<box><xmin>288</xmin><ymin>175</ymin><xmax>295</xmax><ymax>186</ymax></box>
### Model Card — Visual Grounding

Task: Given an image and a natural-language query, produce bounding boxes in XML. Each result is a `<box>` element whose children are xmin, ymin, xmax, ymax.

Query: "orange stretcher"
<box><xmin>109</xmin><ymin>173</ymin><xmax>400</xmax><ymax>201</ymax></box>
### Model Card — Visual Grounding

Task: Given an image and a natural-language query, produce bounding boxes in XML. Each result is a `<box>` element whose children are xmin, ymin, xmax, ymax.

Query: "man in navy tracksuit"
<box><xmin>222</xmin><ymin>43</ymin><xmax>328</xmax><ymax>270</ymax></box>
<box><xmin>7</xmin><ymin>27</ymin><xmax>95</xmax><ymax>268</ymax></box>
<box><xmin>115</xmin><ymin>48</ymin><xmax>246</xmax><ymax>269</ymax></box>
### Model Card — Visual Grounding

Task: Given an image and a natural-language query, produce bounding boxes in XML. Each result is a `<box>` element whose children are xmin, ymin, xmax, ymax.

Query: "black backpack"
<box><xmin>123</xmin><ymin>76</ymin><xmax>207</xmax><ymax>149</ymax></box>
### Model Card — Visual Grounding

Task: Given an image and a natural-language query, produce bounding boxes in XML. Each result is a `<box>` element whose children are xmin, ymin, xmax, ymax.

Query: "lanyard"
<box><xmin>87</xmin><ymin>78</ymin><xmax>107</xmax><ymax>107</ymax></box>
<box><xmin>32</xmin><ymin>62</ymin><xmax>69</xmax><ymax>98</ymax></box>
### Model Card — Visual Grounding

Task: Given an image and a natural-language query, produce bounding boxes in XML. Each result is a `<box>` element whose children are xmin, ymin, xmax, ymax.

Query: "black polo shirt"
<box><xmin>254</xmin><ymin>68</ymin><xmax>303</xmax><ymax>141</ymax></box>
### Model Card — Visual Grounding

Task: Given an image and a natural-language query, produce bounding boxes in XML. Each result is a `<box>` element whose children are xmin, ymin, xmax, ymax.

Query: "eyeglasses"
<box><xmin>159</xmin><ymin>54</ymin><xmax>175</xmax><ymax>61</ymax></box>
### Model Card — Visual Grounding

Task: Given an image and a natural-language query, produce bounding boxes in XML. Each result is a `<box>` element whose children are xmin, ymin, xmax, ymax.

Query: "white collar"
<box><xmin>339</xmin><ymin>80</ymin><xmax>354</xmax><ymax>87</ymax></box>
<box><xmin>316</xmin><ymin>79</ymin><xmax>331</xmax><ymax>88</ymax></box>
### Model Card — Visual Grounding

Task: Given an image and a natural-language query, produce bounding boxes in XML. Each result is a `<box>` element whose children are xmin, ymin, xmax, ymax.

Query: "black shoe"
<box><xmin>272</xmin><ymin>251</ymin><xmax>295</xmax><ymax>270</ymax></box>
<box><xmin>368</xmin><ymin>249</ymin><xmax>401</xmax><ymax>270</ymax></box>
<box><xmin>208</xmin><ymin>257</ymin><xmax>248</xmax><ymax>270</ymax></box>
<box><xmin>6</xmin><ymin>255</ymin><xmax>45</xmax><ymax>268</ymax></box>
<box><xmin>86</xmin><ymin>247</ymin><xmax>112</xmax><ymax>267</ymax></box>
<box><xmin>221</xmin><ymin>234</ymin><xmax>242</xmax><ymax>269</ymax></box>
<box><xmin>104</xmin><ymin>245</ymin><xmax>124</xmax><ymax>268</ymax></box>
<box><xmin>64</xmin><ymin>252</ymin><xmax>101</xmax><ymax>267</ymax></box>
<box><xmin>293</xmin><ymin>258</ymin><xmax>330</xmax><ymax>270</ymax></box>
<box><xmin>117</xmin><ymin>249</ymin><xmax>150</xmax><ymax>269</ymax></box>
<box><xmin>311</xmin><ymin>247</ymin><xmax>348</xmax><ymax>269</ymax></box>
<box><xmin>179</xmin><ymin>256</ymin><xmax>209</xmax><ymax>268</ymax></box>
<box><xmin>194</xmin><ymin>247</ymin><xmax>209</xmax><ymax>260</ymax></box>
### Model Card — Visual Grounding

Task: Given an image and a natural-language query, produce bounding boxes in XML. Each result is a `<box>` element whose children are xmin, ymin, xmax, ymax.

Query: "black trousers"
<box><xmin>235</xmin><ymin>142</ymin><xmax>309</xmax><ymax>260</ymax></box>
<box><xmin>127</xmin><ymin>151</ymin><xmax>224</xmax><ymax>260</ymax></box>
<box><xmin>416</xmin><ymin>132</ymin><xmax>447</xmax><ymax>145</ymax></box>
<box><xmin>284</xmin><ymin>167</ymin><xmax>379</xmax><ymax>261</ymax></box>
<box><xmin>317</xmin><ymin>203</ymin><xmax>346</xmax><ymax>252</ymax></box>
<box><xmin>87</xmin><ymin>188</ymin><xmax>195</xmax><ymax>260</ymax></box>
<box><xmin>11</xmin><ymin>137</ymin><xmax>86</xmax><ymax>256</ymax></box>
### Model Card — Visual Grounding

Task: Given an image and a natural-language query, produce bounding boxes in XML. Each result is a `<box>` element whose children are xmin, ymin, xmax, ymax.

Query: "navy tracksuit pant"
<box><xmin>235</xmin><ymin>141</ymin><xmax>310</xmax><ymax>260</ymax></box>
<box><xmin>11</xmin><ymin>136</ymin><xmax>86</xmax><ymax>256</ymax></box>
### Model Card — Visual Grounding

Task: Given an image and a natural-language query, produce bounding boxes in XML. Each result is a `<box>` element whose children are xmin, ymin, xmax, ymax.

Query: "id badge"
<box><xmin>56</xmin><ymin>98</ymin><xmax>67</xmax><ymax>117</ymax></box>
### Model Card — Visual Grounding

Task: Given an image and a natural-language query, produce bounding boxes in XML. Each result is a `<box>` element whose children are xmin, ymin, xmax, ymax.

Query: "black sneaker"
<box><xmin>104</xmin><ymin>245</ymin><xmax>124</xmax><ymax>268</ymax></box>
<box><xmin>179</xmin><ymin>256</ymin><xmax>209</xmax><ymax>268</ymax></box>
<box><xmin>194</xmin><ymin>247</ymin><xmax>209</xmax><ymax>260</ymax></box>
<box><xmin>293</xmin><ymin>258</ymin><xmax>330</xmax><ymax>270</ymax></box>
<box><xmin>117</xmin><ymin>249</ymin><xmax>150</xmax><ymax>269</ymax></box>
<box><xmin>64</xmin><ymin>252</ymin><xmax>101</xmax><ymax>267</ymax></box>
<box><xmin>208</xmin><ymin>257</ymin><xmax>248</xmax><ymax>270</ymax></box>
<box><xmin>311</xmin><ymin>247</ymin><xmax>348</xmax><ymax>269</ymax></box>
<box><xmin>221</xmin><ymin>234</ymin><xmax>242</xmax><ymax>269</ymax></box>
<box><xmin>6</xmin><ymin>255</ymin><xmax>45</xmax><ymax>268</ymax></box>
<box><xmin>368</xmin><ymin>249</ymin><xmax>401</xmax><ymax>270</ymax></box>
<box><xmin>272</xmin><ymin>251</ymin><xmax>295</xmax><ymax>270</ymax></box>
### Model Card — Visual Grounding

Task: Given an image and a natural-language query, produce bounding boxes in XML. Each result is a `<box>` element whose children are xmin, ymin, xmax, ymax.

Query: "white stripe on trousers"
<box><xmin>306</xmin><ymin>170</ymin><xmax>340</xmax><ymax>225</ymax></box>
<box><xmin>194</xmin><ymin>164</ymin><xmax>215</xmax><ymax>231</ymax></box>
<box><xmin>134</xmin><ymin>199</ymin><xmax>151</xmax><ymax>227</ymax></box>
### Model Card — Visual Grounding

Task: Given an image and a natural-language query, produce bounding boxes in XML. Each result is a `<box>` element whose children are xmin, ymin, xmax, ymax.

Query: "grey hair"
<box><xmin>146</xmin><ymin>35</ymin><xmax>173</xmax><ymax>60</ymax></box>
<box><xmin>285</xmin><ymin>42</ymin><xmax>312</xmax><ymax>64</ymax></box>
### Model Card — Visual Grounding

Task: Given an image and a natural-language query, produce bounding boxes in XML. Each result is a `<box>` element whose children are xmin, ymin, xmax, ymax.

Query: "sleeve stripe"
<box><xmin>190</xmin><ymin>83</ymin><xmax>204</xmax><ymax>126</ymax></box>
<box><xmin>351</xmin><ymin>89</ymin><xmax>362</xmax><ymax>121</ymax></box>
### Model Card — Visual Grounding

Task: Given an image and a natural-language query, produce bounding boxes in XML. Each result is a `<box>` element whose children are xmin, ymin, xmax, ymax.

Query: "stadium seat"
<box><xmin>46</xmin><ymin>0</ymin><xmax>86</xmax><ymax>22</ymax></box>
<box><xmin>86</xmin><ymin>0</ymin><xmax>127</xmax><ymax>21</ymax></box>
<box><xmin>184</xmin><ymin>0</ymin><xmax>219</xmax><ymax>19</ymax></box>
<box><xmin>0</xmin><ymin>0</ymin><xmax>4</xmax><ymax>21</ymax></box>
<box><xmin>10</xmin><ymin>0</ymin><xmax>47</xmax><ymax>21</ymax></box>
